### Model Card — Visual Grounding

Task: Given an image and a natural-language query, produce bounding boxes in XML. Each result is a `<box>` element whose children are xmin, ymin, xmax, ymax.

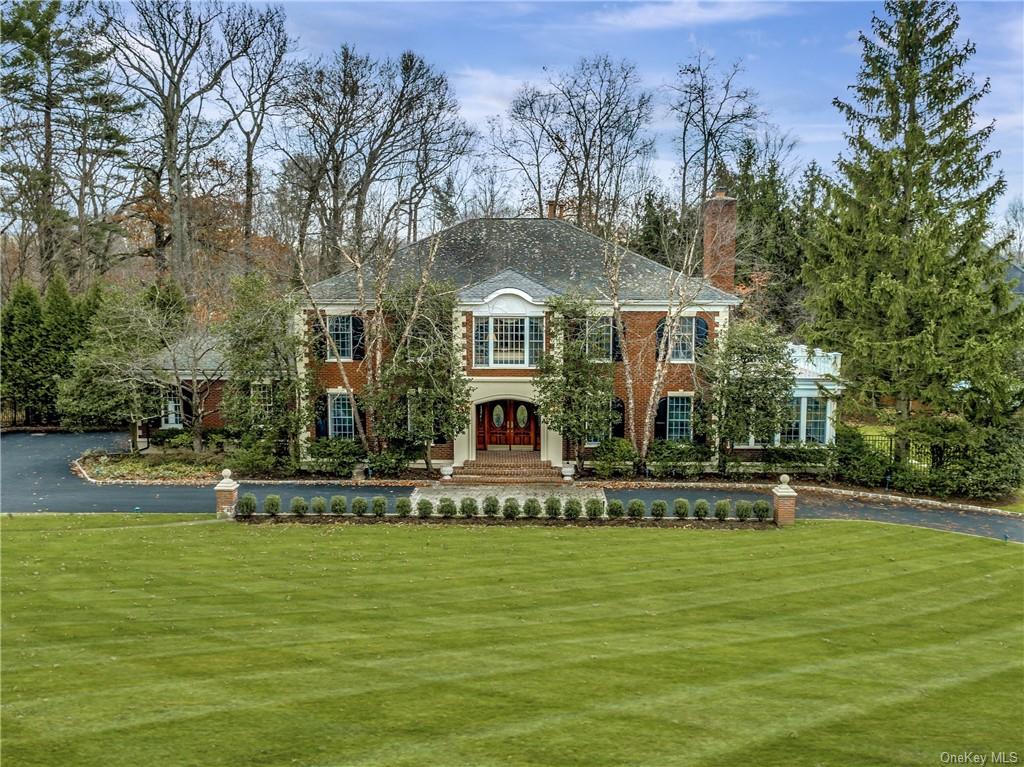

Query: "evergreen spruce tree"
<box><xmin>0</xmin><ymin>280</ymin><xmax>47</xmax><ymax>424</ymax></box>
<box><xmin>730</xmin><ymin>136</ymin><xmax>801</xmax><ymax>331</ymax></box>
<box><xmin>802</xmin><ymin>1</ymin><xmax>1023</xmax><ymax>442</ymax></box>
<box><xmin>39</xmin><ymin>272</ymin><xmax>77</xmax><ymax>421</ymax></box>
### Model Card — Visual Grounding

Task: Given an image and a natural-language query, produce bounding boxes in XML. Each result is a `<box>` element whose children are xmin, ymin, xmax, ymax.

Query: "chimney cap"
<box><xmin>713</xmin><ymin>186</ymin><xmax>728</xmax><ymax>199</ymax></box>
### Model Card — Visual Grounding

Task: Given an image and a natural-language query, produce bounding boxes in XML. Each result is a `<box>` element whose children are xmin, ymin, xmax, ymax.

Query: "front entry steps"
<box><xmin>451</xmin><ymin>451</ymin><xmax>564</xmax><ymax>485</ymax></box>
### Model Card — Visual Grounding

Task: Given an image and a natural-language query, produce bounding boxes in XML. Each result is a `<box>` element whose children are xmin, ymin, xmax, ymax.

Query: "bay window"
<box><xmin>805</xmin><ymin>397</ymin><xmax>827</xmax><ymax>444</ymax></box>
<box><xmin>780</xmin><ymin>398</ymin><xmax>801</xmax><ymax>444</ymax></box>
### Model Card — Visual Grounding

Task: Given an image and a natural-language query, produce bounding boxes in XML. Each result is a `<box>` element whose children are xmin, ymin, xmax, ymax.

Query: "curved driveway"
<box><xmin>2</xmin><ymin>432</ymin><xmax>1021</xmax><ymax>542</ymax></box>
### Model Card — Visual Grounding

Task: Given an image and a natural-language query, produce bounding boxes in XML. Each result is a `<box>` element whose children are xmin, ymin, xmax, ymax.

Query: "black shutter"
<box><xmin>655</xmin><ymin>318</ymin><xmax>665</xmax><ymax>360</ymax></box>
<box><xmin>693</xmin><ymin>398</ymin><xmax>708</xmax><ymax>446</ymax></box>
<box><xmin>654</xmin><ymin>396</ymin><xmax>668</xmax><ymax>440</ymax></box>
<box><xmin>314</xmin><ymin>394</ymin><xmax>329</xmax><ymax>439</ymax></box>
<box><xmin>695</xmin><ymin>317</ymin><xmax>709</xmax><ymax>348</ymax></box>
<box><xmin>612</xmin><ymin>320</ymin><xmax>624</xmax><ymax>362</ymax></box>
<box><xmin>311</xmin><ymin>317</ymin><xmax>328</xmax><ymax>362</ymax></box>
<box><xmin>565</xmin><ymin>318</ymin><xmax>584</xmax><ymax>344</ymax></box>
<box><xmin>352</xmin><ymin>316</ymin><xmax>365</xmax><ymax>360</ymax></box>
<box><xmin>611</xmin><ymin>397</ymin><xmax>626</xmax><ymax>438</ymax></box>
<box><xmin>181</xmin><ymin>387</ymin><xmax>194</xmax><ymax>425</ymax></box>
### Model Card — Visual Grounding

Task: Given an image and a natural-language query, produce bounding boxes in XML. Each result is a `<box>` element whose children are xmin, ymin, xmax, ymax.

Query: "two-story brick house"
<box><xmin>304</xmin><ymin>192</ymin><xmax>841</xmax><ymax>473</ymax></box>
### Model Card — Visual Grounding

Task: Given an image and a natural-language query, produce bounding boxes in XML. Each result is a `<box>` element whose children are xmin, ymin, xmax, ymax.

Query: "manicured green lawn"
<box><xmin>3</xmin><ymin>516</ymin><xmax>1022</xmax><ymax>767</ymax></box>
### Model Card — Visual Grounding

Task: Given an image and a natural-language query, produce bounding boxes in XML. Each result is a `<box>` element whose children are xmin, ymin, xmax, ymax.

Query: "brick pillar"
<box><xmin>214</xmin><ymin>469</ymin><xmax>239</xmax><ymax>518</ymax></box>
<box><xmin>772</xmin><ymin>474</ymin><xmax>797</xmax><ymax>527</ymax></box>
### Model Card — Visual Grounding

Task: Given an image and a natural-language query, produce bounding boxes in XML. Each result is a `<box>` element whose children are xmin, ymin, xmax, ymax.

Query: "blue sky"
<box><xmin>280</xmin><ymin>1</ymin><xmax>1024</xmax><ymax>211</ymax></box>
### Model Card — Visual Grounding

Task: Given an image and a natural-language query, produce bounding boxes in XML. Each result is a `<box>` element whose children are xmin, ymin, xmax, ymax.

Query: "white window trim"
<box><xmin>472</xmin><ymin>315</ymin><xmax>543</xmax><ymax>369</ymax></box>
<box><xmin>325</xmin><ymin>315</ymin><xmax>354</xmax><ymax>362</ymax></box>
<box><xmin>327</xmin><ymin>390</ymin><xmax>356</xmax><ymax>440</ymax></box>
<box><xmin>584</xmin><ymin>316</ymin><xmax>614</xmax><ymax>363</ymax></box>
<box><xmin>665</xmin><ymin>393</ymin><xmax>694</xmax><ymax>442</ymax></box>
<box><xmin>161</xmin><ymin>391</ymin><xmax>183</xmax><ymax>429</ymax></box>
<box><xmin>668</xmin><ymin>317</ymin><xmax>696</xmax><ymax>364</ymax></box>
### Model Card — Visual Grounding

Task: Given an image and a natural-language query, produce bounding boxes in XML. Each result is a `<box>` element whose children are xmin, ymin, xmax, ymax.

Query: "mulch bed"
<box><xmin>235</xmin><ymin>515</ymin><xmax>778</xmax><ymax>529</ymax></box>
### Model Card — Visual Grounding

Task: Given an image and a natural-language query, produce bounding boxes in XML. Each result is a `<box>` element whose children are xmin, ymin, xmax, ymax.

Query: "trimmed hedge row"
<box><xmin>235</xmin><ymin>494</ymin><xmax>774</xmax><ymax>522</ymax></box>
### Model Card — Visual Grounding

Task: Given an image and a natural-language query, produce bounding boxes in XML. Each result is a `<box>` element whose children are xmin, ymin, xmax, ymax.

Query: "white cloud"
<box><xmin>451</xmin><ymin>67</ymin><xmax>529</xmax><ymax>126</ymax></box>
<box><xmin>592</xmin><ymin>1</ymin><xmax>788</xmax><ymax>31</ymax></box>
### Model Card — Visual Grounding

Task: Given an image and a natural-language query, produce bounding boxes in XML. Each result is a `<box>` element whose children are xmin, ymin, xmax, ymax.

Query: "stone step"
<box><xmin>449</xmin><ymin>475</ymin><xmax>566</xmax><ymax>486</ymax></box>
<box><xmin>456</xmin><ymin>467</ymin><xmax>560</xmax><ymax>477</ymax></box>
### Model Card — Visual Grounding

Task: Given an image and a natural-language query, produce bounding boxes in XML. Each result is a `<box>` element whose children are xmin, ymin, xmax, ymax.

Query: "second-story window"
<box><xmin>670</xmin><ymin>317</ymin><xmax>695</xmax><ymax>362</ymax></box>
<box><xmin>327</xmin><ymin>316</ymin><xmax>353</xmax><ymax>360</ymax></box>
<box><xmin>472</xmin><ymin>316</ymin><xmax>544</xmax><ymax>367</ymax></box>
<box><xmin>584</xmin><ymin>317</ymin><xmax>613</xmax><ymax>362</ymax></box>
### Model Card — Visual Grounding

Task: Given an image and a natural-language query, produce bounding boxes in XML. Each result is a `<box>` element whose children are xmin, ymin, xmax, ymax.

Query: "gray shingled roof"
<box><xmin>1008</xmin><ymin>262</ymin><xmax>1024</xmax><ymax>299</ymax></box>
<box><xmin>310</xmin><ymin>218</ymin><xmax>741</xmax><ymax>304</ymax></box>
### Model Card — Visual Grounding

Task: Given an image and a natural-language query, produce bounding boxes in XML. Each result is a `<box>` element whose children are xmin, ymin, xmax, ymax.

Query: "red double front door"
<box><xmin>476</xmin><ymin>400</ymin><xmax>540</xmax><ymax>450</ymax></box>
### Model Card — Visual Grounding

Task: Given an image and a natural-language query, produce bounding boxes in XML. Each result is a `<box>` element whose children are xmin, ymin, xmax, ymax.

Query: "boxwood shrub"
<box><xmin>395</xmin><ymin>497</ymin><xmax>412</xmax><ymax>518</ymax></box>
<box><xmin>264</xmin><ymin>494</ymin><xmax>281</xmax><ymax>516</ymax></box>
<box><xmin>483</xmin><ymin>496</ymin><xmax>500</xmax><ymax>517</ymax></box>
<box><xmin>544</xmin><ymin>496</ymin><xmax>562</xmax><ymax>518</ymax></box>
<box><xmin>236</xmin><ymin>492</ymin><xmax>257</xmax><ymax>518</ymax></box>
<box><xmin>735</xmin><ymin>500</ymin><xmax>753</xmax><ymax>521</ymax></box>
<box><xmin>460</xmin><ymin>497</ymin><xmax>478</xmax><ymax>518</ymax></box>
<box><xmin>563</xmin><ymin>497</ymin><xmax>582</xmax><ymax>520</ymax></box>
<box><xmin>627</xmin><ymin>499</ymin><xmax>645</xmax><ymax>519</ymax></box>
<box><xmin>584</xmin><ymin>497</ymin><xmax>604</xmax><ymax>519</ymax></box>
<box><xmin>311</xmin><ymin>496</ymin><xmax>327</xmax><ymax>515</ymax></box>
<box><xmin>753</xmin><ymin>499</ymin><xmax>771</xmax><ymax>521</ymax></box>
<box><xmin>438</xmin><ymin>497</ymin><xmax>457</xmax><ymax>518</ymax></box>
<box><xmin>693</xmin><ymin>499</ymin><xmax>709</xmax><ymax>519</ymax></box>
<box><xmin>290</xmin><ymin>496</ymin><xmax>308</xmax><ymax>516</ymax></box>
<box><xmin>650</xmin><ymin>500</ymin><xmax>667</xmax><ymax>519</ymax></box>
<box><xmin>607</xmin><ymin>499</ymin><xmax>625</xmax><ymax>519</ymax></box>
<box><xmin>416</xmin><ymin>498</ymin><xmax>433</xmax><ymax>518</ymax></box>
<box><xmin>502</xmin><ymin>497</ymin><xmax>520</xmax><ymax>519</ymax></box>
<box><xmin>330</xmin><ymin>495</ymin><xmax>347</xmax><ymax>515</ymax></box>
<box><xmin>351</xmin><ymin>497</ymin><xmax>369</xmax><ymax>517</ymax></box>
<box><xmin>523</xmin><ymin>498</ymin><xmax>542</xmax><ymax>518</ymax></box>
<box><xmin>673</xmin><ymin>498</ymin><xmax>689</xmax><ymax>519</ymax></box>
<box><xmin>372</xmin><ymin>496</ymin><xmax>387</xmax><ymax>517</ymax></box>
<box><xmin>714</xmin><ymin>499</ymin><xmax>731</xmax><ymax>520</ymax></box>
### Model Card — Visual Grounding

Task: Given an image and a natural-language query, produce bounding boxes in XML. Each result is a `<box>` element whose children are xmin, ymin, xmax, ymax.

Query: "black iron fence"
<box><xmin>859</xmin><ymin>433</ymin><xmax>968</xmax><ymax>473</ymax></box>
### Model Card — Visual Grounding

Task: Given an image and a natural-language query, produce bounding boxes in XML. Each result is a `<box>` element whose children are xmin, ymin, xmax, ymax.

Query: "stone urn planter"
<box><xmin>561</xmin><ymin>463</ymin><xmax>575</xmax><ymax>482</ymax></box>
<box><xmin>440</xmin><ymin>466</ymin><xmax>454</xmax><ymax>481</ymax></box>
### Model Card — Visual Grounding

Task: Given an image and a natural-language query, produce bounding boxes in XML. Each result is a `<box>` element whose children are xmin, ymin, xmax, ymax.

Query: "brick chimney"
<box><xmin>703</xmin><ymin>188</ymin><xmax>736</xmax><ymax>292</ymax></box>
<box><xmin>546</xmin><ymin>200</ymin><xmax>557</xmax><ymax>219</ymax></box>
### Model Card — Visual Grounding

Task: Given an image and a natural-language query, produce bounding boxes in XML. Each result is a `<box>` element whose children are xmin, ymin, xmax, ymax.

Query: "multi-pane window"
<box><xmin>493</xmin><ymin>317</ymin><xmax>526</xmax><ymax>365</ymax></box>
<box><xmin>328</xmin><ymin>393</ymin><xmax>355</xmax><ymax>439</ymax></box>
<box><xmin>805</xmin><ymin>397</ymin><xmax>827</xmax><ymax>444</ymax></box>
<box><xmin>251</xmin><ymin>383</ymin><xmax>273</xmax><ymax>421</ymax></box>
<box><xmin>781</xmin><ymin>398</ymin><xmax>801</xmax><ymax>444</ymax></box>
<box><xmin>584</xmin><ymin>317</ymin><xmax>613</xmax><ymax>361</ymax></box>
<box><xmin>472</xmin><ymin>316</ymin><xmax>543</xmax><ymax>367</ymax></box>
<box><xmin>162</xmin><ymin>391</ymin><xmax>182</xmax><ymax>428</ymax></box>
<box><xmin>666</xmin><ymin>395</ymin><xmax>693</xmax><ymax>441</ymax></box>
<box><xmin>670</xmin><ymin>317</ymin><xmax>695</xmax><ymax>362</ymax></box>
<box><xmin>528</xmin><ymin>316</ymin><xmax>544</xmax><ymax>364</ymax></box>
<box><xmin>327</xmin><ymin>316</ymin><xmax>353</xmax><ymax>360</ymax></box>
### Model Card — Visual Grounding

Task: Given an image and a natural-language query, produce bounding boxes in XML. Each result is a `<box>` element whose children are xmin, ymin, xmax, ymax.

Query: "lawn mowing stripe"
<box><xmin>7</xmin><ymin>618</ymin><xmax>1018</xmax><ymax>745</ymax></box>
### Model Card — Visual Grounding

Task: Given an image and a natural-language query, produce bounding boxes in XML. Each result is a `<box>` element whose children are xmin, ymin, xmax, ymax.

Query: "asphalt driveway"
<box><xmin>2</xmin><ymin>432</ymin><xmax>1021</xmax><ymax>542</ymax></box>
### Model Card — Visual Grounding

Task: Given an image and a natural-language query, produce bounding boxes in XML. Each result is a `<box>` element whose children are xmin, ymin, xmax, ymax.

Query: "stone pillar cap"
<box><xmin>215</xmin><ymin>468</ymin><xmax>239</xmax><ymax>491</ymax></box>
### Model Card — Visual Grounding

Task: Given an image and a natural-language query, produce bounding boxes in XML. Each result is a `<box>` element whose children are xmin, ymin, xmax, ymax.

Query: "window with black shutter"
<box><xmin>654</xmin><ymin>396</ymin><xmax>668</xmax><ymax>440</ymax></box>
<box><xmin>352</xmin><ymin>316</ymin><xmax>365</xmax><ymax>360</ymax></box>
